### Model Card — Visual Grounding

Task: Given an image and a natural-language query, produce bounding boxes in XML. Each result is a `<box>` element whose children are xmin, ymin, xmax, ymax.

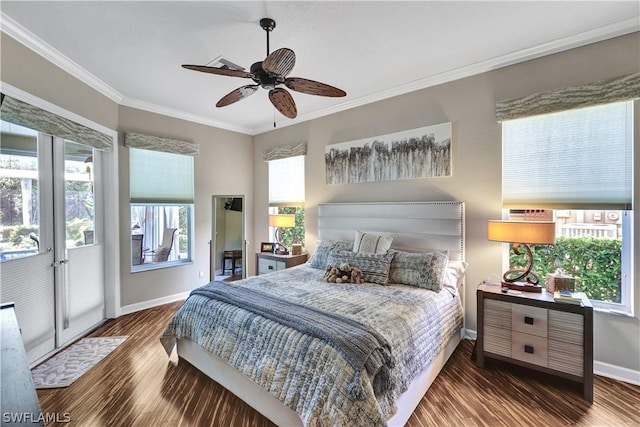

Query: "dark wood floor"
<box><xmin>37</xmin><ymin>301</ymin><xmax>640</xmax><ymax>426</ymax></box>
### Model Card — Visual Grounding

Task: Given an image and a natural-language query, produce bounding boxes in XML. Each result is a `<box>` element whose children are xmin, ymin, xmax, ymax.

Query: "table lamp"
<box><xmin>269</xmin><ymin>214</ymin><xmax>295</xmax><ymax>255</ymax></box>
<box><xmin>487</xmin><ymin>220</ymin><xmax>555</xmax><ymax>292</ymax></box>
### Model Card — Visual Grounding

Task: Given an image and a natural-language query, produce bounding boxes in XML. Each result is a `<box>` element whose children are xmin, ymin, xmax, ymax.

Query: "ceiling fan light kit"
<box><xmin>182</xmin><ymin>17</ymin><xmax>346</xmax><ymax>120</ymax></box>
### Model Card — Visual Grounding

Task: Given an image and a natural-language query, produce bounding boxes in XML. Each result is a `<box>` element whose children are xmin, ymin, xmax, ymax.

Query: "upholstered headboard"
<box><xmin>317</xmin><ymin>201</ymin><xmax>465</xmax><ymax>261</ymax></box>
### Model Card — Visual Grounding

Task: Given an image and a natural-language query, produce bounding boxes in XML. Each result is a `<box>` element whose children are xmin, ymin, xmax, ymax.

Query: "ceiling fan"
<box><xmin>182</xmin><ymin>18</ymin><xmax>346</xmax><ymax>120</ymax></box>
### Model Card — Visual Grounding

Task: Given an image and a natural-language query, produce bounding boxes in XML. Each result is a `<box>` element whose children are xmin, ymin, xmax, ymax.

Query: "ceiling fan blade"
<box><xmin>268</xmin><ymin>88</ymin><xmax>297</xmax><ymax>119</ymax></box>
<box><xmin>263</xmin><ymin>48</ymin><xmax>296</xmax><ymax>77</ymax></box>
<box><xmin>285</xmin><ymin>77</ymin><xmax>346</xmax><ymax>97</ymax></box>
<box><xmin>216</xmin><ymin>85</ymin><xmax>259</xmax><ymax>108</ymax></box>
<box><xmin>182</xmin><ymin>64</ymin><xmax>253</xmax><ymax>79</ymax></box>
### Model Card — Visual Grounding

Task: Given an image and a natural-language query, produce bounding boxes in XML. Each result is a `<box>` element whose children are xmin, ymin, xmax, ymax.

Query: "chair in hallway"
<box><xmin>144</xmin><ymin>228</ymin><xmax>177</xmax><ymax>262</ymax></box>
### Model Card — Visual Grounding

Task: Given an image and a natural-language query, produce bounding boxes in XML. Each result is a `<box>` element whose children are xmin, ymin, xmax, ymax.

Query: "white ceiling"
<box><xmin>1</xmin><ymin>1</ymin><xmax>638</xmax><ymax>135</ymax></box>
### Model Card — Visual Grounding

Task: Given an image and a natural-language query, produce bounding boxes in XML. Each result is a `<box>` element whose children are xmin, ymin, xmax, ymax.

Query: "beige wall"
<box><xmin>118</xmin><ymin>106</ymin><xmax>253</xmax><ymax>307</ymax></box>
<box><xmin>1</xmin><ymin>34</ymin><xmax>119</xmax><ymax>130</ymax></box>
<box><xmin>253</xmin><ymin>33</ymin><xmax>640</xmax><ymax>372</ymax></box>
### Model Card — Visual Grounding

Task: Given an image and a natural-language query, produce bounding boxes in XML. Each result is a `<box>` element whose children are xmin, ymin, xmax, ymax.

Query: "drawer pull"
<box><xmin>524</xmin><ymin>316</ymin><xmax>534</xmax><ymax>325</ymax></box>
<box><xmin>524</xmin><ymin>344</ymin><xmax>534</xmax><ymax>354</ymax></box>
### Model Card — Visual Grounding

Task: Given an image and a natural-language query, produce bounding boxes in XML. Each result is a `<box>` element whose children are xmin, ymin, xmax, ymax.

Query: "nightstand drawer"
<box><xmin>484</xmin><ymin>299</ymin><xmax>511</xmax><ymax>329</ymax></box>
<box><xmin>512</xmin><ymin>331</ymin><xmax>548</xmax><ymax>367</ymax></box>
<box><xmin>548</xmin><ymin>310</ymin><xmax>584</xmax><ymax>376</ymax></box>
<box><xmin>258</xmin><ymin>258</ymin><xmax>285</xmax><ymax>274</ymax></box>
<box><xmin>484</xmin><ymin>325</ymin><xmax>511</xmax><ymax>357</ymax></box>
<box><xmin>511</xmin><ymin>303</ymin><xmax>547</xmax><ymax>338</ymax></box>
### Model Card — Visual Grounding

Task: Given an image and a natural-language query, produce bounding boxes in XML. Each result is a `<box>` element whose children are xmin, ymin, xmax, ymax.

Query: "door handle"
<box><xmin>52</xmin><ymin>259</ymin><xmax>68</xmax><ymax>268</ymax></box>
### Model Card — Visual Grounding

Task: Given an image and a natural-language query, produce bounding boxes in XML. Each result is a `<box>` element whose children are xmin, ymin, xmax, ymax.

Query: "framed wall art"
<box><xmin>325</xmin><ymin>122</ymin><xmax>452</xmax><ymax>185</ymax></box>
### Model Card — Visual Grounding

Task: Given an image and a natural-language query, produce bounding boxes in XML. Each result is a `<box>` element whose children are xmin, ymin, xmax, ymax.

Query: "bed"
<box><xmin>161</xmin><ymin>201</ymin><xmax>466</xmax><ymax>426</ymax></box>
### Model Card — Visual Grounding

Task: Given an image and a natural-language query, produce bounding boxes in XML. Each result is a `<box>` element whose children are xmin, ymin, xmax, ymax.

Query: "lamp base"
<box><xmin>503</xmin><ymin>281</ymin><xmax>543</xmax><ymax>293</ymax></box>
<box><xmin>274</xmin><ymin>243</ymin><xmax>289</xmax><ymax>255</ymax></box>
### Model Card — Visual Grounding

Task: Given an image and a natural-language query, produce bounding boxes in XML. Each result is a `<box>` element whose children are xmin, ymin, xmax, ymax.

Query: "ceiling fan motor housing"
<box><xmin>250</xmin><ymin>61</ymin><xmax>281</xmax><ymax>90</ymax></box>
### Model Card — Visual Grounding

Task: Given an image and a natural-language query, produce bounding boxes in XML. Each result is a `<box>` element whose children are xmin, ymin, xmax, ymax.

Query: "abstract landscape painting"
<box><xmin>325</xmin><ymin>122</ymin><xmax>452</xmax><ymax>184</ymax></box>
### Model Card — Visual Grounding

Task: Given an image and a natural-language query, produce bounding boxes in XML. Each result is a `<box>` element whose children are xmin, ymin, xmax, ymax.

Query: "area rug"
<box><xmin>31</xmin><ymin>336</ymin><xmax>128</xmax><ymax>389</ymax></box>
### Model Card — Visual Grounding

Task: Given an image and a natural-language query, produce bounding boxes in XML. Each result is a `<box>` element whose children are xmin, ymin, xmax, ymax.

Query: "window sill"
<box><xmin>131</xmin><ymin>259</ymin><xmax>192</xmax><ymax>273</ymax></box>
<box><xmin>593</xmin><ymin>305</ymin><xmax>634</xmax><ymax>318</ymax></box>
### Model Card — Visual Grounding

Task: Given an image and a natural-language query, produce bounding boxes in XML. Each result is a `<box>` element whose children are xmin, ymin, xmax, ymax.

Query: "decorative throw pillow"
<box><xmin>308</xmin><ymin>239</ymin><xmax>354</xmax><ymax>269</ymax></box>
<box><xmin>353</xmin><ymin>231</ymin><xmax>393</xmax><ymax>254</ymax></box>
<box><xmin>327</xmin><ymin>250</ymin><xmax>393</xmax><ymax>285</ymax></box>
<box><xmin>388</xmin><ymin>249</ymin><xmax>449</xmax><ymax>291</ymax></box>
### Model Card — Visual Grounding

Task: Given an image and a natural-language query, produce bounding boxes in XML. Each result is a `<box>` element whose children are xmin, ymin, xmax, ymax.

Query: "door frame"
<box><xmin>2</xmin><ymin>83</ymin><xmax>120</xmax><ymax>320</ymax></box>
<box><xmin>211</xmin><ymin>195</ymin><xmax>246</xmax><ymax>281</ymax></box>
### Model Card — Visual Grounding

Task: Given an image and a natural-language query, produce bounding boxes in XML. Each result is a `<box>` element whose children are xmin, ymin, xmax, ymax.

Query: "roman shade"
<box><xmin>263</xmin><ymin>142</ymin><xmax>307</xmax><ymax>161</ymax></box>
<box><xmin>124</xmin><ymin>131</ymin><xmax>198</xmax><ymax>156</ymax></box>
<box><xmin>495</xmin><ymin>72</ymin><xmax>640</xmax><ymax>122</ymax></box>
<box><xmin>0</xmin><ymin>93</ymin><xmax>113</xmax><ymax>151</ymax></box>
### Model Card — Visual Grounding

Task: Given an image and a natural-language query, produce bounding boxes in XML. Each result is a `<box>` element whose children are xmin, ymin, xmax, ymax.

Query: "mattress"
<box><xmin>161</xmin><ymin>264</ymin><xmax>463</xmax><ymax>426</ymax></box>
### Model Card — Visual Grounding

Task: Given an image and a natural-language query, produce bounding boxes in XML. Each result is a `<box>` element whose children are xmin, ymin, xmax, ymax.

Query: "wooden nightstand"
<box><xmin>255</xmin><ymin>252</ymin><xmax>308</xmax><ymax>276</ymax></box>
<box><xmin>476</xmin><ymin>283</ymin><xmax>593</xmax><ymax>402</ymax></box>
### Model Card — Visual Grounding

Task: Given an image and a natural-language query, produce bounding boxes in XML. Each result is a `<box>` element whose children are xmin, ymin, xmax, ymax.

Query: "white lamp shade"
<box><xmin>487</xmin><ymin>220</ymin><xmax>555</xmax><ymax>244</ymax></box>
<box><xmin>269</xmin><ymin>214</ymin><xmax>295</xmax><ymax>228</ymax></box>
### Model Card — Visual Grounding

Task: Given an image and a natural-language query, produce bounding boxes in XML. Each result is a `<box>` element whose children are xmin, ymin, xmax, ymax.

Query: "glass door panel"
<box><xmin>55</xmin><ymin>139</ymin><xmax>104</xmax><ymax>345</ymax></box>
<box><xmin>0</xmin><ymin>122</ymin><xmax>56</xmax><ymax>363</ymax></box>
<box><xmin>0</xmin><ymin>121</ymin><xmax>40</xmax><ymax>260</ymax></box>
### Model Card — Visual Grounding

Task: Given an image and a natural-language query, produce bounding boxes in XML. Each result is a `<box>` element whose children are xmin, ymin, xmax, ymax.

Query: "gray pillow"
<box><xmin>327</xmin><ymin>250</ymin><xmax>393</xmax><ymax>285</ymax></box>
<box><xmin>388</xmin><ymin>249</ymin><xmax>449</xmax><ymax>291</ymax></box>
<box><xmin>309</xmin><ymin>239</ymin><xmax>354</xmax><ymax>269</ymax></box>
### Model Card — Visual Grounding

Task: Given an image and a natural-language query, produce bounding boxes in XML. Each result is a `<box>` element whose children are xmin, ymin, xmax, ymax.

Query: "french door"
<box><xmin>0</xmin><ymin>121</ymin><xmax>105</xmax><ymax>363</ymax></box>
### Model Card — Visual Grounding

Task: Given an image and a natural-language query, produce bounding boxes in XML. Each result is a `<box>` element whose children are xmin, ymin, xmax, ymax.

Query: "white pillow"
<box><xmin>443</xmin><ymin>260</ymin><xmax>468</xmax><ymax>292</ymax></box>
<box><xmin>353</xmin><ymin>231</ymin><xmax>393</xmax><ymax>254</ymax></box>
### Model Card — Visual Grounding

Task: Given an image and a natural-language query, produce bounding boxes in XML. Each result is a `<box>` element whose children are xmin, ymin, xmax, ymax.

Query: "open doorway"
<box><xmin>211</xmin><ymin>195</ymin><xmax>245</xmax><ymax>282</ymax></box>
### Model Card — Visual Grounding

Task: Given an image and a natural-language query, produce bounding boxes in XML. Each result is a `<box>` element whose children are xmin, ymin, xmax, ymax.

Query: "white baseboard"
<box><xmin>594</xmin><ymin>361</ymin><xmax>640</xmax><ymax>386</ymax></box>
<box><xmin>466</xmin><ymin>329</ymin><xmax>639</xmax><ymax>386</ymax></box>
<box><xmin>119</xmin><ymin>291</ymin><xmax>190</xmax><ymax>316</ymax></box>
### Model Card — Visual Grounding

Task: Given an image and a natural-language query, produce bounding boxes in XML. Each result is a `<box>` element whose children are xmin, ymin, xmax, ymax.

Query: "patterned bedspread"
<box><xmin>161</xmin><ymin>264</ymin><xmax>463</xmax><ymax>427</ymax></box>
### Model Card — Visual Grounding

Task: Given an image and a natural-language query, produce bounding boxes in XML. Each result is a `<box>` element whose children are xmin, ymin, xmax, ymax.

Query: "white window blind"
<box><xmin>502</xmin><ymin>101</ymin><xmax>633</xmax><ymax>210</ymax></box>
<box><xmin>129</xmin><ymin>147</ymin><xmax>194</xmax><ymax>203</ymax></box>
<box><xmin>268</xmin><ymin>155</ymin><xmax>305</xmax><ymax>207</ymax></box>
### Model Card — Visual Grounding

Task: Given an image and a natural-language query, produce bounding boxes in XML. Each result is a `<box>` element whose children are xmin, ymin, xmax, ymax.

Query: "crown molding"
<box><xmin>251</xmin><ymin>17</ymin><xmax>639</xmax><ymax>135</ymax></box>
<box><xmin>118</xmin><ymin>96</ymin><xmax>254</xmax><ymax>135</ymax></box>
<box><xmin>1</xmin><ymin>12</ymin><xmax>124</xmax><ymax>104</ymax></box>
<box><xmin>2</xmin><ymin>11</ymin><xmax>637</xmax><ymax>137</ymax></box>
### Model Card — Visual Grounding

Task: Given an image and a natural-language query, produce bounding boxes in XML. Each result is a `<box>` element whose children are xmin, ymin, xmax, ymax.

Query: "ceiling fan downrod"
<box><xmin>260</xmin><ymin>18</ymin><xmax>276</xmax><ymax>56</ymax></box>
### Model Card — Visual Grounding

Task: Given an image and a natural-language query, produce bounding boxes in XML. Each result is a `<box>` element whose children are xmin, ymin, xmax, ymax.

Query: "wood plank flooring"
<box><xmin>36</xmin><ymin>301</ymin><xmax>640</xmax><ymax>426</ymax></box>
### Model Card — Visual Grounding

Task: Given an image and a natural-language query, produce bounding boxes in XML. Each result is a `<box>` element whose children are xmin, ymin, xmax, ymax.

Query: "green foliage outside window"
<box><xmin>278</xmin><ymin>206</ymin><xmax>305</xmax><ymax>251</ymax></box>
<box><xmin>510</xmin><ymin>236</ymin><xmax>622</xmax><ymax>303</ymax></box>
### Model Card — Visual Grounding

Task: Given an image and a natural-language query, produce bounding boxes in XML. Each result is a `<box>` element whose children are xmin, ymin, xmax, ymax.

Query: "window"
<box><xmin>0</xmin><ymin>122</ymin><xmax>39</xmax><ymax>261</ymax></box>
<box><xmin>506</xmin><ymin>209</ymin><xmax>631</xmax><ymax>308</ymax></box>
<box><xmin>64</xmin><ymin>140</ymin><xmax>95</xmax><ymax>248</ymax></box>
<box><xmin>129</xmin><ymin>147</ymin><xmax>194</xmax><ymax>270</ymax></box>
<box><xmin>502</xmin><ymin>101</ymin><xmax>634</xmax><ymax>314</ymax></box>
<box><xmin>268</xmin><ymin>155</ymin><xmax>305</xmax><ymax>251</ymax></box>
